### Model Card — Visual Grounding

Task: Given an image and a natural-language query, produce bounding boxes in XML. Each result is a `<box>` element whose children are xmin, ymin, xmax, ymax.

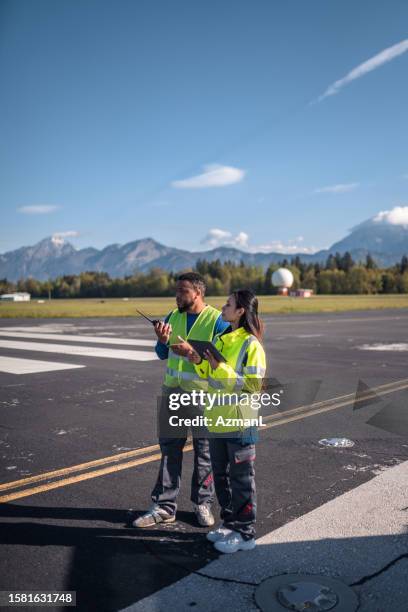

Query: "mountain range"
<box><xmin>1</xmin><ymin>215</ymin><xmax>408</xmax><ymax>281</ymax></box>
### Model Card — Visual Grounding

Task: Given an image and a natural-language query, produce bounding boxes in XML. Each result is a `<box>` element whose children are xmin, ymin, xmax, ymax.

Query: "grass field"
<box><xmin>1</xmin><ymin>294</ymin><xmax>408</xmax><ymax>318</ymax></box>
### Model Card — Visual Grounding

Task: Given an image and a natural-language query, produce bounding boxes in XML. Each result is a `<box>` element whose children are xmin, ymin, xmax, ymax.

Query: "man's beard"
<box><xmin>178</xmin><ymin>300</ymin><xmax>194</xmax><ymax>313</ymax></box>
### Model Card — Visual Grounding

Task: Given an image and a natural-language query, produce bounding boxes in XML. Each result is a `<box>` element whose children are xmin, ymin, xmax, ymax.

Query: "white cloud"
<box><xmin>317</xmin><ymin>39</ymin><xmax>408</xmax><ymax>102</ymax></box>
<box><xmin>314</xmin><ymin>182</ymin><xmax>359</xmax><ymax>194</ymax></box>
<box><xmin>373</xmin><ymin>206</ymin><xmax>408</xmax><ymax>226</ymax></box>
<box><xmin>233</xmin><ymin>232</ymin><xmax>250</xmax><ymax>248</ymax></box>
<box><xmin>52</xmin><ymin>231</ymin><xmax>80</xmax><ymax>238</ymax></box>
<box><xmin>201</xmin><ymin>228</ymin><xmax>249</xmax><ymax>249</ymax></box>
<box><xmin>18</xmin><ymin>205</ymin><xmax>60</xmax><ymax>214</ymax></box>
<box><xmin>246</xmin><ymin>240</ymin><xmax>317</xmax><ymax>255</ymax></box>
<box><xmin>51</xmin><ymin>231</ymin><xmax>79</xmax><ymax>247</ymax></box>
<box><xmin>172</xmin><ymin>164</ymin><xmax>245</xmax><ymax>189</ymax></box>
<box><xmin>200</xmin><ymin>229</ymin><xmax>317</xmax><ymax>254</ymax></box>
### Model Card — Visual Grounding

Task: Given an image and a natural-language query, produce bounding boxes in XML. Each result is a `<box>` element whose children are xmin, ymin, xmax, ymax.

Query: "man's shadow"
<box><xmin>0</xmin><ymin>504</ymin><xmax>219</xmax><ymax>612</ymax></box>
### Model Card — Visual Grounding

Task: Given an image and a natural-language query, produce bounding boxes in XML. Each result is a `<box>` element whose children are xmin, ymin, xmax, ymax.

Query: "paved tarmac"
<box><xmin>0</xmin><ymin>310</ymin><xmax>407</xmax><ymax>611</ymax></box>
<box><xmin>126</xmin><ymin>460</ymin><xmax>408</xmax><ymax>612</ymax></box>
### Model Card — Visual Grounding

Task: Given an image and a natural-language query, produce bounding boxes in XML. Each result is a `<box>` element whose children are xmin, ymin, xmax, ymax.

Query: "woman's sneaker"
<box><xmin>194</xmin><ymin>504</ymin><xmax>215</xmax><ymax>527</ymax></box>
<box><xmin>214</xmin><ymin>531</ymin><xmax>256</xmax><ymax>554</ymax></box>
<box><xmin>132</xmin><ymin>504</ymin><xmax>176</xmax><ymax>528</ymax></box>
<box><xmin>206</xmin><ymin>525</ymin><xmax>233</xmax><ymax>543</ymax></box>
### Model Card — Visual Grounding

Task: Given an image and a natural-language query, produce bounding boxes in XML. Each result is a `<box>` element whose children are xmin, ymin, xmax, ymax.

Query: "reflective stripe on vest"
<box><xmin>208</xmin><ymin>374</ymin><xmax>245</xmax><ymax>390</ymax></box>
<box><xmin>205</xmin><ymin>333</ymin><xmax>263</xmax><ymax>433</ymax></box>
<box><xmin>242</xmin><ymin>365</ymin><xmax>266</xmax><ymax>376</ymax></box>
<box><xmin>166</xmin><ymin>367</ymin><xmax>200</xmax><ymax>381</ymax></box>
<box><xmin>164</xmin><ymin>305</ymin><xmax>220</xmax><ymax>390</ymax></box>
<box><xmin>168</xmin><ymin>348</ymin><xmax>189</xmax><ymax>363</ymax></box>
<box><xmin>208</xmin><ymin>335</ymin><xmax>256</xmax><ymax>392</ymax></box>
<box><xmin>236</xmin><ymin>336</ymin><xmax>256</xmax><ymax>372</ymax></box>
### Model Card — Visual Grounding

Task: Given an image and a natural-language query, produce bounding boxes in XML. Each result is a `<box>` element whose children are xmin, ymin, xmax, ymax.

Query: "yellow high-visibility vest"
<box><xmin>164</xmin><ymin>304</ymin><xmax>221</xmax><ymax>391</ymax></box>
<box><xmin>194</xmin><ymin>326</ymin><xmax>266</xmax><ymax>432</ymax></box>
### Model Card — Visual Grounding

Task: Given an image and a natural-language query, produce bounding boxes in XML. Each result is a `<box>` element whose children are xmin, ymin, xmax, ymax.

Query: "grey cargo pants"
<box><xmin>209</xmin><ymin>437</ymin><xmax>256</xmax><ymax>539</ymax></box>
<box><xmin>151</xmin><ymin>386</ymin><xmax>215</xmax><ymax>515</ymax></box>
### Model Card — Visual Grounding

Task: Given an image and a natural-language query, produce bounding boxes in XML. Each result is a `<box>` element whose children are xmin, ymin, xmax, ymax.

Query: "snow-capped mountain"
<box><xmin>1</xmin><ymin>210</ymin><xmax>408</xmax><ymax>280</ymax></box>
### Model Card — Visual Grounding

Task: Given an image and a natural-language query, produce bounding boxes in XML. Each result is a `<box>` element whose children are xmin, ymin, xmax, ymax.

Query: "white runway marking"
<box><xmin>0</xmin><ymin>356</ymin><xmax>85</xmax><ymax>374</ymax></box>
<box><xmin>0</xmin><ymin>340</ymin><xmax>158</xmax><ymax>361</ymax></box>
<box><xmin>296</xmin><ymin>334</ymin><xmax>323</xmax><ymax>338</ymax></box>
<box><xmin>0</xmin><ymin>330</ymin><xmax>155</xmax><ymax>347</ymax></box>
<box><xmin>357</xmin><ymin>343</ymin><xmax>408</xmax><ymax>352</ymax></box>
<box><xmin>0</xmin><ymin>325</ymin><xmax>83</xmax><ymax>333</ymax></box>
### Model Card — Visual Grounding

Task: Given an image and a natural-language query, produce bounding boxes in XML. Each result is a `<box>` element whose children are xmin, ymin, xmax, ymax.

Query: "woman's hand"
<box><xmin>203</xmin><ymin>349</ymin><xmax>221</xmax><ymax>370</ymax></box>
<box><xmin>187</xmin><ymin>349</ymin><xmax>202</xmax><ymax>364</ymax></box>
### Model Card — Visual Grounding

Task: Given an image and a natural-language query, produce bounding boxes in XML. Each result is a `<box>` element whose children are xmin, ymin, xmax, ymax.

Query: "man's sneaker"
<box><xmin>194</xmin><ymin>504</ymin><xmax>215</xmax><ymax>527</ymax></box>
<box><xmin>206</xmin><ymin>525</ymin><xmax>233</xmax><ymax>543</ymax></box>
<box><xmin>214</xmin><ymin>531</ymin><xmax>256</xmax><ymax>554</ymax></box>
<box><xmin>132</xmin><ymin>504</ymin><xmax>176</xmax><ymax>528</ymax></box>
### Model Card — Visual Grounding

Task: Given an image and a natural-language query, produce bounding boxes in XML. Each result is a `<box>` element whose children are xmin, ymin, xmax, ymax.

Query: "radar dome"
<box><xmin>271</xmin><ymin>268</ymin><xmax>294</xmax><ymax>288</ymax></box>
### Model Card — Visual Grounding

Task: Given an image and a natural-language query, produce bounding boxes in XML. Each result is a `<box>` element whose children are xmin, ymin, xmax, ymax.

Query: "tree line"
<box><xmin>1</xmin><ymin>253</ymin><xmax>408</xmax><ymax>298</ymax></box>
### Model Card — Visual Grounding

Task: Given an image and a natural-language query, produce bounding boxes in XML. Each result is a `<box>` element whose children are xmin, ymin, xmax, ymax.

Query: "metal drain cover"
<box><xmin>278</xmin><ymin>581</ymin><xmax>338</xmax><ymax>610</ymax></box>
<box><xmin>254</xmin><ymin>574</ymin><xmax>358</xmax><ymax>612</ymax></box>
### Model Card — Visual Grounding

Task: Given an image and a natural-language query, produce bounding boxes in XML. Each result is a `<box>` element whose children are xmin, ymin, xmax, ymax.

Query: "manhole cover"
<box><xmin>254</xmin><ymin>574</ymin><xmax>358</xmax><ymax>612</ymax></box>
<box><xmin>318</xmin><ymin>438</ymin><xmax>355</xmax><ymax>448</ymax></box>
<box><xmin>278</xmin><ymin>581</ymin><xmax>338</xmax><ymax>610</ymax></box>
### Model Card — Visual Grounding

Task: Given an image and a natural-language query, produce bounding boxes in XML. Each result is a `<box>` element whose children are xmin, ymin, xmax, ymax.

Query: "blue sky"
<box><xmin>1</xmin><ymin>0</ymin><xmax>408</xmax><ymax>255</ymax></box>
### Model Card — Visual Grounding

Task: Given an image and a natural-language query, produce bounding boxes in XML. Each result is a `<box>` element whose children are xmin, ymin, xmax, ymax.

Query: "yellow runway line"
<box><xmin>262</xmin><ymin>378</ymin><xmax>408</xmax><ymax>428</ymax></box>
<box><xmin>0</xmin><ymin>442</ymin><xmax>162</xmax><ymax>492</ymax></box>
<box><xmin>262</xmin><ymin>381</ymin><xmax>408</xmax><ymax>431</ymax></box>
<box><xmin>0</xmin><ymin>445</ymin><xmax>194</xmax><ymax>504</ymax></box>
<box><xmin>1</xmin><ymin>378</ymin><xmax>406</xmax><ymax>504</ymax></box>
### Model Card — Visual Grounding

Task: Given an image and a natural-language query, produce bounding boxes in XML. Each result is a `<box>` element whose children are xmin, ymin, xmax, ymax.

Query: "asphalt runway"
<box><xmin>0</xmin><ymin>310</ymin><xmax>408</xmax><ymax>611</ymax></box>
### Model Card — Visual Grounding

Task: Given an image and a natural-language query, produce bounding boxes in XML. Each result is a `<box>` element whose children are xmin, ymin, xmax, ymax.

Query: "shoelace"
<box><xmin>223</xmin><ymin>533</ymin><xmax>241</xmax><ymax>544</ymax></box>
<box><xmin>195</xmin><ymin>505</ymin><xmax>210</xmax><ymax>516</ymax></box>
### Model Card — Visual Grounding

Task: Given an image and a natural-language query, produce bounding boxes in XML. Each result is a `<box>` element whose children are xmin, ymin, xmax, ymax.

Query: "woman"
<box><xmin>186</xmin><ymin>289</ymin><xmax>266</xmax><ymax>554</ymax></box>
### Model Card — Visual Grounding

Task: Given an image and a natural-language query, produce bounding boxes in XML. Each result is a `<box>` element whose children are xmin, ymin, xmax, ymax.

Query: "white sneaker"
<box><xmin>206</xmin><ymin>525</ymin><xmax>233</xmax><ymax>543</ymax></box>
<box><xmin>194</xmin><ymin>504</ymin><xmax>215</xmax><ymax>527</ymax></box>
<box><xmin>214</xmin><ymin>531</ymin><xmax>256</xmax><ymax>554</ymax></box>
<box><xmin>132</xmin><ymin>504</ymin><xmax>175</xmax><ymax>528</ymax></box>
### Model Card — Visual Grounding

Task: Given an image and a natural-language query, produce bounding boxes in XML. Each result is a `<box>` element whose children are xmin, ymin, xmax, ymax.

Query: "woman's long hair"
<box><xmin>231</xmin><ymin>289</ymin><xmax>264</xmax><ymax>341</ymax></box>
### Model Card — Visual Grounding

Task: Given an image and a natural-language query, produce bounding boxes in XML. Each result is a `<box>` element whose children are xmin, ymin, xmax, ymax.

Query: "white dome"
<box><xmin>271</xmin><ymin>268</ymin><xmax>294</xmax><ymax>288</ymax></box>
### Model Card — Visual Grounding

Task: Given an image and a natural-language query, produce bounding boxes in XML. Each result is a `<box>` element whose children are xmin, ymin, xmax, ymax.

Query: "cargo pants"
<box><xmin>151</xmin><ymin>386</ymin><xmax>215</xmax><ymax>515</ymax></box>
<box><xmin>209</xmin><ymin>437</ymin><xmax>256</xmax><ymax>540</ymax></box>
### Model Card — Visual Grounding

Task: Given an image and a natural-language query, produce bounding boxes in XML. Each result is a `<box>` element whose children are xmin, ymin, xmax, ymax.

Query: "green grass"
<box><xmin>1</xmin><ymin>294</ymin><xmax>408</xmax><ymax>318</ymax></box>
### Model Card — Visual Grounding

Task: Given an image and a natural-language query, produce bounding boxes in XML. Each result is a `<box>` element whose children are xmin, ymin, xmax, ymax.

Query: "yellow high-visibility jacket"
<box><xmin>164</xmin><ymin>305</ymin><xmax>221</xmax><ymax>391</ymax></box>
<box><xmin>194</xmin><ymin>326</ymin><xmax>266</xmax><ymax>433</ymax></box>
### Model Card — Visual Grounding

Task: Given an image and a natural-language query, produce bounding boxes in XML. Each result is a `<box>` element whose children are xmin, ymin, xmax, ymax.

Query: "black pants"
<box><xmin>151</xmin><ymin>387</ymin><xmax>215</xmax><ymax>514</ymax></box>
<box><xmin>209</xmin><ymin>437</ymin><xmax>256</xmax><ymax>540</ymax></box>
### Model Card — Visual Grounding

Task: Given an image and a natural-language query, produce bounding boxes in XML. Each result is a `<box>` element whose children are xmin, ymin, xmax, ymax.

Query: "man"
<box><xmin>133</xmin><ymin>272</ymin><xmax>230</xmax><ymax>528</ymax></box>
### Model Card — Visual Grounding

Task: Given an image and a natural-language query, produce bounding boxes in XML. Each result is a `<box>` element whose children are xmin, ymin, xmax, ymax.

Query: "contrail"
<box><xmin>316</xmin><ymin>39</ymin><xmax>408</xmax><ymax>102</ymax></box>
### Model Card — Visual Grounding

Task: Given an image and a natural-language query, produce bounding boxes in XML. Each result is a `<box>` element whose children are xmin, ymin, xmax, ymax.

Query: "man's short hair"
<box><xmin>177</xmin><ymin>272</ymin><xmax>206</xmax><ymax>296</ymax></box>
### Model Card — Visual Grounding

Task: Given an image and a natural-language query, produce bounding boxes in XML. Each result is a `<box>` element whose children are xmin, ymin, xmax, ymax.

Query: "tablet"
<box><xmin>188</xmin><ymin>340</ymin><xmax>226</xmax><ymax>363</ymax></box>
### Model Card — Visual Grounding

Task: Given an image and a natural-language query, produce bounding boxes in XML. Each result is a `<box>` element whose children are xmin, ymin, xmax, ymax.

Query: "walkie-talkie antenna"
<box><xmin>136</xmin><ymin>308</ymin><xmax>159</xmax><ymax>325</ymax></box>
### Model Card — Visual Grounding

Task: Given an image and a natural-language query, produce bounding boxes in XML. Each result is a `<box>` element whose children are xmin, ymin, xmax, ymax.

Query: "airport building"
<box><xmin>289</xmin><ymin>289</ymin><xmax>313</xmax><ymax>298</ymax></box>
<box><xmin>0</xmin><ymin>292</ymin><xmax>31</xmax><ymax>302</ymax></box>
